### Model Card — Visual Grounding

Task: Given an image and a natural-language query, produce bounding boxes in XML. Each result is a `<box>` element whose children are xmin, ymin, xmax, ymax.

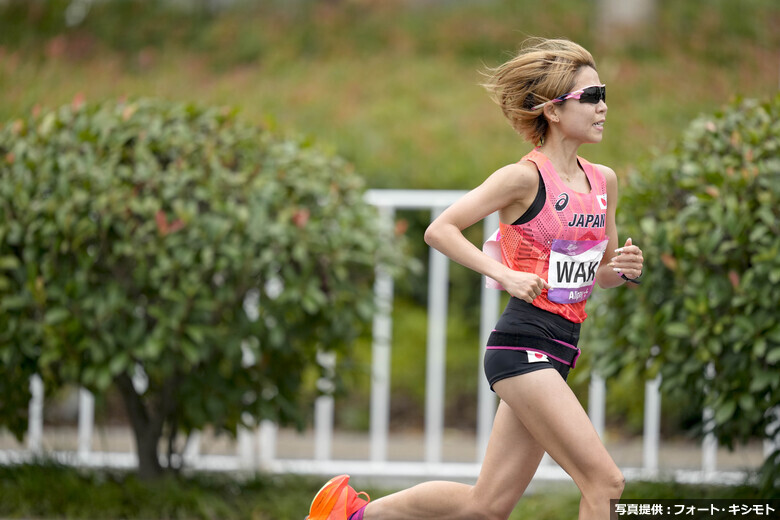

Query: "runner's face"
<box><xmin>554</xmin><ymin>66</ymin><xmax>607</xmax><ymax>144</ymax></box>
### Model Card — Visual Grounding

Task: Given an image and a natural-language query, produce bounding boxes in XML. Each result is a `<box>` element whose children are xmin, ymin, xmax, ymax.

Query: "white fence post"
<box><xmin>702</xmin><ymin>363</ymin><xmax>718</xmax><ymax>475</ymax></box>
<box><xmin>589</xmin><ymin>373</ymin><xmax>606</xmax><ymax>439</ymax></box>
<box><xmin>182</xmin><ymin>430</ymin><xmax>201</xmax><ymax>467</ymax></box>
<box><xmin>476</xmin><ymin>212</ymin><xmax>500</xmax><ymax>461</ymax></box>
<box><xmin>237</xmin><ymin>424</ymin><xmax>255</xmax><ymax>469</ymax></box>
<box><xmin>425</xmin><ymin>207</ymin><xmax>449</xmax><ymax>464</ymax></box>
<box><xmin>28</xmin><ymin>375</ymin><xmax>44</xmax><ymax>454</ymax></box>
<box><xmin>702</xmin><ymin>406</ymin><xmax>718</xmax><ymax>475</ymax></box>
<box><xmin>258</xmin><ymin>420</ymin><xmax>278</xmax><ymax>470</ymax></box>
<box><xmin>314</xmin><ymin>396</ymin><xmax>334</xmax><ymax>461</ymax></box>
<box><xmin>370</xmin><ymin>206</ymin><xmax>395</xmax><ymax>463</ymax></box>
<box><xmin>77</xmin><ymin>387</ymin><xmax>94</xmax><ymax>462</ymax></box>
<box><xmin>764</xmin><ymin>406</ymin><xmax>780</xmax><ymax>458</ymax></box>
<box><xmin>314</xmin><ymin>351</ymin><xmax>337</xmax><ymax>461</ymax></box>
<box><xmin>643</xmin><ymin>375</ymin><xmax>662</xmax><ymax>474</ymax></box>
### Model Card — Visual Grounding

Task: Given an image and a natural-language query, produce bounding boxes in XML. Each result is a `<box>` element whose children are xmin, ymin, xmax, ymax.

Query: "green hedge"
<box><xmin>0</xmin><ymin>97</ymin><xmax>409</xmax><ymax>477</ymax></box>
<box><xmin>587</xmin><ymin>94</ymin><xmax>780</xmax><ymax>495</ymax></box>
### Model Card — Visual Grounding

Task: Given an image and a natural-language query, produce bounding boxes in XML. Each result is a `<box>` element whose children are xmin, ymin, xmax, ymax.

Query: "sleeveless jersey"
<box><xmin>484</xmin><ymin>148</ymin><xmax>608</xmax><ymax>323</ymax></box>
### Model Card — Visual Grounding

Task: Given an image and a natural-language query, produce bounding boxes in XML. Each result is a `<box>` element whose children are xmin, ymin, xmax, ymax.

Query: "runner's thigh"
<box><xmin>471</xmin><ymin>400</ymin><xmax>546</xmax><ymax>519</ymax></box>
<box><xmin>492</xmin><ymin>369</ymin><xmax>620</xmax><ymax>491</ymax></box>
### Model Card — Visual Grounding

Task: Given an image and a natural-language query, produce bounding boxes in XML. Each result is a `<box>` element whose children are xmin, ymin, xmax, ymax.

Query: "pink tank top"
<box><xmin>484</xmin><ymin>148</ymin><xmax>608</xmax><ymax>323</ymax></box>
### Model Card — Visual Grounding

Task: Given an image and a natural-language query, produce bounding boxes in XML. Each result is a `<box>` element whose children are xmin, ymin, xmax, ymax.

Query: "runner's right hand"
<box><xmin>500</xmin><ymin>271</ymin><xmax>550</xmax><ymax>303</ymax></box>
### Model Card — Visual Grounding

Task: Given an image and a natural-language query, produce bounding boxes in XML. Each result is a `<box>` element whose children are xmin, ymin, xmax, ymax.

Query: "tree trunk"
<box><xmin>134</xmin><ymin>425</ymin><xmax>164</xmax><ymax>480</ymax></box>
<box><xmin>116</xmin><ymin>373</ymin><xmax>163</xmax><ymax>480</ymax></box>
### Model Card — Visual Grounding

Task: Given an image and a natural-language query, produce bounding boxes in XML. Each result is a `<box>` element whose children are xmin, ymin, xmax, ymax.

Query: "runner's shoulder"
<box><xmin>488</xmin><ymin>160</ymin><xmax>539</xmax><ymax>195</ymax></box>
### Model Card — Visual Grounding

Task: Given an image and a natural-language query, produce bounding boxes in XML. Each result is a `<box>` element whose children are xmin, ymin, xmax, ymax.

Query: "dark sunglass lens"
<box><xmin>579</xmin><ymin>86</ymin><xmax>603</xmax><ymax>104</ymax></box>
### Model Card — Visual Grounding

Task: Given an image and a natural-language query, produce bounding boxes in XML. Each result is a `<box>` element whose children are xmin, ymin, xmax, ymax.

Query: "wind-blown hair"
<box><xmin>482</xmin><ymin>38</ymin><xmax>597</xmax><ymax>145</ymax></box>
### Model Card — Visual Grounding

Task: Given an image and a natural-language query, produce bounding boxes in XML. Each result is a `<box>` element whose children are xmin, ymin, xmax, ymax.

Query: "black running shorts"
<box><xmin>484</xmin><ymin>297</ymin><xmax>581</xmax><ymax>389</ymax></box>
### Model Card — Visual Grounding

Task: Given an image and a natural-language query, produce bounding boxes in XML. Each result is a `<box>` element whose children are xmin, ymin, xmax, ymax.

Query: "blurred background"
<box><xmin>0</xmin><ymin>0</ymin><xmax>778</xmax><ymax>517</ymax></box>
<box><xmin>2</xmin><ymin>0</ymin><xmax>777</xmax><ymax>189</ymax></box>
<box><xmin>2</xmin><ymin>0</ymin><xmax>779</xmax><ymax>446</ymax></box>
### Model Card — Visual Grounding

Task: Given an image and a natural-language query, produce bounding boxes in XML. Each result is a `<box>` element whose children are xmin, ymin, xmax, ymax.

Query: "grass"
<box><xmin>0</xmin><ymin>463</ymin><xmax>769</xmax><ymax>519</ymax></box>
<box><xmin>0</xmin><ymin>463</ymin><xmax>310</xmax><ymax>520</ymax></box>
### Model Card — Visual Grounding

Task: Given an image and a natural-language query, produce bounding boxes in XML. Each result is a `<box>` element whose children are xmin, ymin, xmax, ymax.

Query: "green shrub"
<box><xmin>0</xmin><ymin>97</ymin><xmax>409</xmax><ymax>478</ymax></box>
<box><xmin>588</xmin><ymin>94</ymin><xmax>780</xmax><ymax>495</ymax></box>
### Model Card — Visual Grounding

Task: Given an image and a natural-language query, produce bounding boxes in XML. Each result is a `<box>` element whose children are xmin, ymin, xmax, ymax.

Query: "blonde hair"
<box><xmin>482</xmin><ymin>38</ymin><xmax>596</xmax><ymax>145</ymax></box>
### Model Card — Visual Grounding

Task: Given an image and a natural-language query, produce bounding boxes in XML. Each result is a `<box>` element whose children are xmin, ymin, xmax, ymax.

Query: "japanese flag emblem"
<box><xmin>597</xmin><ymin>194</ymin><xmax>608</xmax><ymax>210</ymax></box>
<box><xmin>528</xmin><ymin>351</ymin><xmax>548</xmax><ymax>363</ymax></box>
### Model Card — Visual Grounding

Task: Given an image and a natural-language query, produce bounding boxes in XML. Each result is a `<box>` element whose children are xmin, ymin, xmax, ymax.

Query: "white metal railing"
<box><xmin>1</xmin><ymin>189</ymin><xmax>772</xmax><ymax>486</ymax></box>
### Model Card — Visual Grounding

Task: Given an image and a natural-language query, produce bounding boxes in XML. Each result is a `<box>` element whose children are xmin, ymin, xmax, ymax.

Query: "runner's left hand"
<box><xmin>609</xmin><ymin>237</ymin><xmax>643</xmax><ymax>281</ymax></box>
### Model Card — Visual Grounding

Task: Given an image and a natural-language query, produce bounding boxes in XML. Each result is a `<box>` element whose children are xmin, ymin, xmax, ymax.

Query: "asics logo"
<box><xmin>555</xmin><ymin>193</ymin><xmax>569</xmax><ymax>211</ymax></box>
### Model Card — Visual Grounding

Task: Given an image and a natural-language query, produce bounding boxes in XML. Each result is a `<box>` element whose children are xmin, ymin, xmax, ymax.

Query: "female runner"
<box><xmin>307</xmin><ymin>37</ymin><xmax>644</xmax><ymax>520</ymax></box>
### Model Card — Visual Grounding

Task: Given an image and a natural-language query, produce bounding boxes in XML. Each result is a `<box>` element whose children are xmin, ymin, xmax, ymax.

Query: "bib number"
<box><xmin>548</xmin><ymin>239</ymin><xmax>608</xmax><ymax>304</ymax></box>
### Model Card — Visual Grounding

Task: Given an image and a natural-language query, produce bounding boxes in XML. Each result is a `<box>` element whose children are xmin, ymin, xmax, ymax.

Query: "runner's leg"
<box><xmin>493</xmin><ymin>369</ymin><xmax>624</xmax><ymax>520</ymax></box>
<box><xmin>364</xmin><ymin>399</ymin><xmax>545</xmax><ymax>520</ymax></box>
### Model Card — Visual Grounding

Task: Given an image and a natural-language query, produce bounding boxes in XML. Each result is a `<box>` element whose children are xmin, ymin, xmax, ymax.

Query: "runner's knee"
<box><xmin>585</xmin><ymin>468</ymin><xmax>625</xmax><ymax>499</ymax></box>
<box><xmin>606</xmin><ymin>470</ymin><xmax>625</xmax><ymax>495</ymax></box>
<box><xmin>465</xmin><ymin>487</ymin><xmax>515</xmax><ymax>520</ymax></box>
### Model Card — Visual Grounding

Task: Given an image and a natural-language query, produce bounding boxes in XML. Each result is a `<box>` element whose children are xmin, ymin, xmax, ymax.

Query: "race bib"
<box><xmin>548</xmin><ymin>239</ymin><xmax>608</xmax><ymax>304</ymax></box>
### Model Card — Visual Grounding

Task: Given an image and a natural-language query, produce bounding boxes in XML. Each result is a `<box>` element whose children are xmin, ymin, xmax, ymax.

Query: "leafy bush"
<box><xmin>0</xmin><ymin>97</ymin><xmax>408</xmax><ymax>478</ymax></box>
<box><xmin>588</xmin><ymin>94</ymin><xmax>780</xmax><ymax>495</ymax></box>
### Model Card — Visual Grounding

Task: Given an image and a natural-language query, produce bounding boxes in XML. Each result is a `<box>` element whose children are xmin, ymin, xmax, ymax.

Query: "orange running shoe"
<box><xmin>306</xmin><ymin>474</ymin><xmax>370</xmax><ymax>520</ymax></box>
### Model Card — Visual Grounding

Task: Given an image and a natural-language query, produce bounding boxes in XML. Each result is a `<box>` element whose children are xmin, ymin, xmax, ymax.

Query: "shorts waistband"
<box><xmin>486</xmin><ymin>331</ymin><xmax>581</xmax><ymax>369</ymax></box>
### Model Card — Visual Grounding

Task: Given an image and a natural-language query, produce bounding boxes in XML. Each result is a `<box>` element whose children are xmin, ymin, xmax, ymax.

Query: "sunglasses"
<box><xmin>532</xmin><ymin>84</ymin><xmax>606</xmax><ymax>110</ymax></box>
